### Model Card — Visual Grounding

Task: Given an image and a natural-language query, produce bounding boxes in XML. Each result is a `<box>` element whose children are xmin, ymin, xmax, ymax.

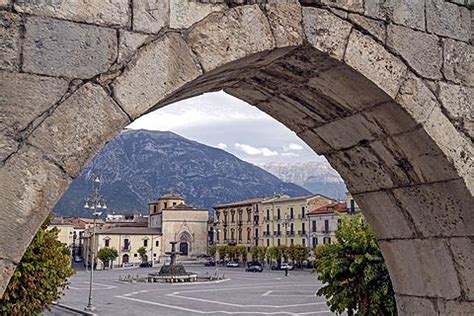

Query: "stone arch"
<box><xmin>0</xmin><ymin>1</ymin><xmax>472</xmax><ymax>314</ymax></box>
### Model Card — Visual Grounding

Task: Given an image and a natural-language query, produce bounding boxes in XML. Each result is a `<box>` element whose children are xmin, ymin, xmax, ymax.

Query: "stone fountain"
<box><xmin>149</xmin><ymin>241</ymin><xmax>198</xmax><ymax>283</ymax></box>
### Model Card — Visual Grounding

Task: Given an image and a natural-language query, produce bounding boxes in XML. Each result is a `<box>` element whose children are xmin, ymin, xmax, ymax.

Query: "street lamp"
<box><xmin>84</xmin><ymin>175</ymin><xmax>107</xmax><ymax>312</ymax></box>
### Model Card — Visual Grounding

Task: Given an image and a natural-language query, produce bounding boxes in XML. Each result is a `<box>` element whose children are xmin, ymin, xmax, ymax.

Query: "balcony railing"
<box><xmin>287</xmin><ymin>231</ymin><xmax>295</xmax><ymax>237</ymax></box>
<box><xmin>122</xmin><ymin>246</ymin><xmax>131</xmax><ymax>252</ymax></box>
<box><xmin>274</xmin><ymin>231</ymin><xmax>282</xmax><ymax>236</ymax></box>
<box><xmin>263</xmin><ymin>231</ymin><xmax>270</xmax><ymax>236</ymax></box>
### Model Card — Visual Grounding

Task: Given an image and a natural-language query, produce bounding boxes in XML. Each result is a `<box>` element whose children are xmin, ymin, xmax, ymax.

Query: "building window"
<box><xmin>337</xmin><ymin>218</ymin><xmax>342</xmax><ymax>228</ymax></box>
<box><xmin>231</xmin><ymin>229</ymin><xmax>235</xmax><ymax>240</ymax></box>
<box><xmin>290</xmin><ymin>207</ymin><xmax>294</xmax><ymax>219</ymax></box>
<box><xmin>302</xmin><ymin>206</ymin><xmax>305</xmax><ymax>218</ymax></box>
<box><xmin>153</xmin><ymin>205</ymin><xmax>157</xmax><ymax>213</ymax></box>
<box><xmin>302</xmin><ymin>223</ymin><xmax>305</xmax><ymax>234</ymax></box>
<box><xmin>231</xmin><ymin>211</ymin><xmax>235</xmax><ymax>223</ymax></box>
<box><xmin>302</xmin><ymin>238</ymin><xmax>306</xmax><ymax>246</ymax></box>
<box><xmin>173</xmin><ymin>202</ymin><xmax>177</xmax><ymax>206</ymax></box>
<box><xmin>164</xmin><ymin>202</ymin><xmax>167</xmax><ymax>208</ymax></box>
<box><xmin>323</xmin><ymin>237</ymin><xmax>331</xmax><ymax>244</ymax></box>
<box><xmin>155</xmin><ymin>240</ymin><xmax>159</xmax><ymax>247</ymax></box>
<box><xmin>104</xmin><ymin>239</ymin><xmax>110</xmax><ymax>247</ymax></box>
<box><xmin>153</xmin><ymin>253</ymin><xmax>157</xmax><ymax>257</ymax></box>
<box><xmin>238</xmin><ymin>229</ymin><xmax>242</xmax><ymax>241</ymax></box>
<box><xmin>277</xmin><ymin>224</ymin><xmax>281</xmax><ymax>234</ymax></box>
<box><xmin>324</xmin><ymin>220</ymin><xmax>329</xmax><ymax>233</ymax></box>
<box><xmin>266</xmin><ymin>239</ymin><xmax>270</xmax><ymax>247</ymax></box>
<box><xmin>143</xmin><ymin>239</ymin><xmax>148</xmax><ymax>247</ymax></box>
<box><xmin>312</xmin><ymin>237</ymin><xmax>317</xmax><ymax>246</ymax></box>
<box><xmin>277</xmin><ymin>208</ymin><xmax>281</xmax><ymax>220</ymax></box>
<box><xmin>277</xmin><ymin>239</ymin><xmax>281</xmax><ymax>246</ymax></box>
<box><xmin>312</xmin><ymin>220</ymin><xmax>316</xmax><ymax>232</ymax></box>
<box><xmin>266</xmin><ymin>224</ymin><xmax>270</xmax><ymax>235</ymax></box>
<box><xmin>290</xmin><ymin>223</ymin><xmax>294</xmax><ymax>234</ymax></box>
<box><xmin>124</xmin><ymin>238</ymin><xmax>130</xmax><ymax>250</ymax></box>
<box><xmin>247</xmin><ymin>209</ymin><xmax>251</xmax><ymax>222</ymax></box>
<box><xmin>266</xmin><ymin>209</ymin><xmax>270</xmax><ymax>220</ymax></box>
<box><xmin>134</xmin><ymin>253</ymin><xmax>138</xmax><ymax>257</ymax></box>
<box><xmin>290</xmin><ymin>239</ymin><xmax>294</xmax><ymax>245</ymax></box>
<box><xmin>247</xmin><ymin>228</ymin><xmax>251</xmax><ymax>240</ymax></box>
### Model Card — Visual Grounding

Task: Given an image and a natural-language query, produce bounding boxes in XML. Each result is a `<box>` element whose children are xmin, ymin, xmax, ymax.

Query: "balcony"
<box><xmin>274</xmin><ymin>231</ymin><xmax>282</xmax><ymax>236</ymax></box>
<box><xmin>121</xmin><ymin>246</ymin><xmax>131</xmax><ymax>252</ymax></box>
<box><xmin>287</xmin><ymin>231</ymin><xmax>295</xmax><ymax>237</ymax></box>
<box><xmin>263</xmin><ymin>231</ymin><xmax>270</xmax><ymax>237</ymax></box>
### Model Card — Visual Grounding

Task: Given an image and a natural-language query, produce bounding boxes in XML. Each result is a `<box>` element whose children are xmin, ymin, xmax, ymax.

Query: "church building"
<box><xmin>92</xmin><ymin>193</ymin><xmax>209</xmax><ymax>268</ymax></box>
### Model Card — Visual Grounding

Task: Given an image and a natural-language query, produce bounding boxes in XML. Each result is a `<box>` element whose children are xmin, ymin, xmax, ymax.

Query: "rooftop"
<box><xmin>98</xmin><ymin>226</ymin><xmax>162</xmax><ymax>235</ymax></box>
<box><xmin>162</xmin><ymin>203</ymin><xmax>207</xmax><ymax>212</ymax></box>
<box><xmin>214</xmin><ymin>197</ymin><xmax>268</xmax><ymax>209</ymax></box>
<box><xmin>307</xmin><ymin>202</ymin><xmax>347</xmax><ymax>216</ymax></box>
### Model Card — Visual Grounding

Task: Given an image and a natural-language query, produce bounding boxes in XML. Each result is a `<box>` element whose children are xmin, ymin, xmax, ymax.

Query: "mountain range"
<box><xmin>258</xmin><ymin>162</ymin><xmax>347</xmax><ymax>200</ymax></box>
<box><xmin>53</xmin><ymin>129</ymin><xmax>311</xmax><ymax>217</ymax></box>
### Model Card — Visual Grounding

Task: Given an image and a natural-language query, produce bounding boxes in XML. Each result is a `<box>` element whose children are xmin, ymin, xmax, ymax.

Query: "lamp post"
<box><xmin>83</xmin><ymin>175</ymin><xmax>107</xmax><ymax>312</ymax></box>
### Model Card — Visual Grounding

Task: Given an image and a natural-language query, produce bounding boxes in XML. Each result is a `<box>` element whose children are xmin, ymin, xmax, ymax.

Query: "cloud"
<box><xmin>215</xmin><ymin>143</ymin><xmax>228</xmax><ymax>149</ymax></box>
<box><xmin>234</xmin><ymin>143</ymin><xmax>278</xmax><ymax>157</ymax></box>
<box><xmin>283</xmin><ymin>143</ymin><xmax>303</xmax><ymax>152</ymax></box>
<box><xmin>282</xmin><ymin>152</ymin><xmax>300</xmax><ymax>157</ymax></box>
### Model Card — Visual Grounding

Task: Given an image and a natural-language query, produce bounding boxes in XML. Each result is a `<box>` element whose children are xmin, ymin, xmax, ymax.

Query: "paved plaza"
<box><xmin>52</xmin><ymin>265</ymin><xmax>333</xmax><ymax>315</ymax></box>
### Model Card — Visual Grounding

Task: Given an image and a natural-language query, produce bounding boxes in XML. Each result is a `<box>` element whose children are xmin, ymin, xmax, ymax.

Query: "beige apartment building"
<box><xmin>261</xmin><ymin>194</ymin><xmax>337</xmax><ymax>248</ymax></box>
<box><xmin>213</xmin><ymin>197</ymin><xmax>269</xmax><ymax>250</ymax></box>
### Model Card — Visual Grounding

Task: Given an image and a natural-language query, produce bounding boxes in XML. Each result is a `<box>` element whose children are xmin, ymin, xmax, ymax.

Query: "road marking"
<box><xmin>167</xmin><ymin>292</ymin><xmax>327</xmax><ymax>309</ymax></box>
<box><xmin>69</xmin><ymin>282</ymin><xmax>116</xmax><ymax>290</ymax></box>
<box><xmin>116</xmin><ymin>295</ymin><xmax>331</xmax><ymax>315</ymax></box>
<box><xmin>262</xmin><ymin>290</ymin><xmax>273</xmax><ymax>296</ymax></box>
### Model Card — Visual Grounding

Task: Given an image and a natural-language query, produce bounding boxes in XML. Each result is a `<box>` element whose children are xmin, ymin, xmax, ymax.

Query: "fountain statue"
<box><xmin>148</xmin><ymin>241</ymin><xmax>197</xmax><ymax>282</ymax></box>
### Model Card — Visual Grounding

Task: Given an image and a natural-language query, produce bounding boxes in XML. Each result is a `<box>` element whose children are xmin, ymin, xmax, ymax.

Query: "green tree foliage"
<box><xmin>217</xmin><ymin>245</ymin><xmax>229</xmax><ymax>259</ymax></box>
<box><xmin>235</xmin><ymin>245</ymin><xmax>248</xmax><ymax>262</ymax></box>
<box><xmin>250</xmin><ymin>246</ymin><xmax>267</xmax><ymax>261</ymax></box>
<box><xmin>314</xmin><ymin>214</ymin><xmax>396</xmax><ymax>315</ymax></box>
<box><xmin>208</xmin><ymin>245</ymin><xmax>217</xmax><ymax>257</ymax></box>
<box><xmin>288</xmin><ymin>244</ymin><xmax>309</xmax><ymax>266</ymax></box>
<box><xmin>97</xmin><ymin>247</ymin><xmax>118</xmax><ymax>269</ymax></box>
<box><xmin>0</xmin><ymin>216</ymin><xmax>75</xmax><ymax>315</ymax></box>
<box><xmin>137</xmin><ymin>246</ymin><xmax>147</xmax><ymax>263</ymax></box>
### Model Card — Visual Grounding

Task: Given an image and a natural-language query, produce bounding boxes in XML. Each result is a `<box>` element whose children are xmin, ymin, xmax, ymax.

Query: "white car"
<box><xmin>280</xmin><ymin>262</ymin><xmax>294</xmax><ymax>270</ymax></box>
<box><xmin>226</xmin><ymin>261</ymin><xmax>239</xmax><ymax>268</ymax></box>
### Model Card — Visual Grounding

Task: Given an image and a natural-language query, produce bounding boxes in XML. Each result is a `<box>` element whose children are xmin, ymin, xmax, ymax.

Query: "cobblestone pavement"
<box><xmin>53</xmin><ymin>264</ymin><xmax>333</xmax><ymax>315</ymax></box>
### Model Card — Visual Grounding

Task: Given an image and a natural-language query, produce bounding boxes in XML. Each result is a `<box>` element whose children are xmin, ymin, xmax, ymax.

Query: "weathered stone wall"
<box><xmin>0</xmin><ymin>0</ymin><xmax>472</xmax><ymax>314</ymax></box>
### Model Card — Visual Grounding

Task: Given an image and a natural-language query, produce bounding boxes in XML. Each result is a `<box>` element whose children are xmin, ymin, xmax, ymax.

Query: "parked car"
<box><xmin>139</xmin><ymin>261</ymin><xmax>152</xmax><ymax>268</ymax></box>
<box><xmin>246</xmin><ymin>261</ymin><xmax>262</xmax><ymax>268</ymax></box>
<box><xmin>271</xmin><ymin>262</ymin><xmax>294</xmax><ymax>270</ymax></box>
<box><xmin>225</xmin><ymin>261</ymin><xmax>239</xmax><ymax>268</ymax></box>
<box><xmin>246</xmin><ymin>264</ymin><xmax>263</xmax><ymax>272</ymax></box>
<box><xmin>122</xmin><ymin>262</ymin><xmax>134</xmax><ymax>267</ymax></box>
<box><xmin>204</xmin><ymin>259</ymin><xmax>216</xmax><ymax>267</ymax></box>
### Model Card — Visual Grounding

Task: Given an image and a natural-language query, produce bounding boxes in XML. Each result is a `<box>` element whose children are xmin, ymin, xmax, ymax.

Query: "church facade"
<box><xmin>93</xmin><ymin>193</ymin><xmax>209</xmax><ymax>268</ymax></box>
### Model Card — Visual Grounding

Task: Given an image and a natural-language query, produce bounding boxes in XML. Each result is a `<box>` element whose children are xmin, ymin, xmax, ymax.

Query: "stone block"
<box><xmin>307</xmin><ymin>64</ymin><xmax>392</xmax><ymax>112</ymax></box>
<box><xmin>443</xmin><ymin>300</ymin><xmax>474</xmax><ymax>315</ymax></box>
<box><xmin>0</xmin><ymin>71</ymin><xmax>68</xmax><ymax>161</ymax></box>
<box><xmin>423</xmin><ymin>106</ymin><xmax>473</xmax><ymax>180</ymax></box>
<box><xmin>23</xmin><ymin>17</ymin><xmax>117</xmax><ymax>79</ymax></box>
<box><xmin>0</xmin><ymin>0</ymin><xmax>11</xmax><ymax>8</ymax></box>
<box><xmin>0</xmin><ymin>12</ymin><xmax>21</xmax><ymax>71</ymax></box>
<box><xmin>353</xmin><ymin>190</ymin><xmax>415</xmax><ymax>239</ymax></box>
<box><xmin>395</xmin><ymin>295</ymin><xmax>438</xmax><ymax>315</ymax></box>
<box><xmin>364</xmin><ymin>0</ymin><xmax>386</xmax><ymax>20</ymax></box>
<box><xmin>387</xmin><ymin>24</ymin><xmax>442</xmax><ymax>80</ymax></box>
<box><xmin>0</xmin><ymin>259</ymin><xmax>16</xmax><ymax>296</ymax></box>
<box><xmin>364</xmin><ymin>102</ymin><xmax>418</xmax><ymax>135</ymax></box>
<box><xmin>266</xmin><ymin>1</ymin><xmax>303</xmax><ymax>47</ymax></box>
<box><xmin>387</xmin><ymin>0</ymin><xmax>425</xmax><ymax>31</ymax></box>
<box><xmin>170</xmin><ymin>0</ymin><xmax>227</xmax><ymax>29</ymax></box>
<box><xmin>393</xmin><ymin>180</ymin><xmax>474</xmax><ymax>238</ymax></box>
<box><xmin>186</xmin><ymin>5</ymin><xmax>274</xmax><ymax>72</ymax></box>
<box><xmin>315</xmin><ymin>113</ymin><xmax>383</xmax><ymax>150</ymax></box>
<box><xmin>438</xmin><ymin>82</ymin><xmax>473</xmax><ymax>121</ymax></box>
<box><xmin>133</xmin><ymin>0</ymin><xmax>169</xmax><ymax>33</ymax></box>
<box><xmin>442</xmin><ymin>39</ymin><xmax>474</xmax><ymax>86</ymax></box>
<box><xmin>426</xmin><ymin>0</ymin><xmax>471</xmax><ymax>42</ymax></box>
<box><xmin>302</xmin><ymin>8</ymin><xmax>352</xmax><ymax>60</ymax></box>
<box><xmin>345</xmin><ymin>30</ymin><xmax>407</xmax><ymax>99</ymax></box>
<box><xmin>326</xmin><ymin>146</ymin><xmax>396</xmax><ymax>194</ymax></box>
<box><xmin>348</xmin><ymin>14</ymin><xmax>386</xmax><ymax>42</ymax></box>
<box><xmin>390</xmin><ymin>128</ymin><xmax>459</xmax><ymax>184</ymax></box>
<box><xmin>379</xmin><ymin>239</ymin><xmax>461</xmax><ymax>298</ymax></box>
<box><xmin>112</xmin><ymin>33</ymin><xmax>202</xmax><ymax>119</ymax></box>
<box><xmin>29</xmin><ymin>83</ymin><xmax>130</xmax><ymax>176</ymax></box>
<box><xmin>117</xmin><ymin>30</ymin><xmax>151</xmax><ymax>65</ymax></box>
<box><xmin>395</xmin><ymin>72</ymin><xmax>438</xmax><ymax>125</ymax></box>
<box><xmin>296</xmin><ymin>129</ymin><xmax>333</xmax><ymax>155</ymax></box>
<box><xmin>449</xmin><ymin>238</ymin><xmax>474</xmax><ymax>300</ymax></box>
<box><xmin>0</xmin><ymin>146</ymin><xmax>71</xmax><ymax>265</ymax></box>
<box><xmin>14</xmin><ymin>0</ymin><xmax>130</xmax><ymax>27</ymax></box>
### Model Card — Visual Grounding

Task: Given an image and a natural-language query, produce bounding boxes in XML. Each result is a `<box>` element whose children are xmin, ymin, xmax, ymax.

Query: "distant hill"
<box><xmin>258</xmin><ymin>162</ymin><xmax>347</xmax><ymax>200</ymax></box>
<box><xmin>53</xmin><ymin>129</ymin><xmax>310</xmax><ymax>217</ymax></box>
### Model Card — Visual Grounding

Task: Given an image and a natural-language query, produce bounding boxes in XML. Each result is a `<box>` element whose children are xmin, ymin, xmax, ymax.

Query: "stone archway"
<box><xmin>1</xmin><ymin>1</ymin><xmax>472</xmax><ymax>314</ymax></box>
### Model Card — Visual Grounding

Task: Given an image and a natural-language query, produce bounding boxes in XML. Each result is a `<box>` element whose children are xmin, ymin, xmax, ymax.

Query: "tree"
<box><xmin>267</xmin><ymin>246</ymin><xmax>282</xmax><ymax>264</ymax></box>
<box><xmin>235</xmin><ymin>245</ymin><xmax>247</xmax><ymax>262</ymax></box>
<box><xmin>256</xmin><ymin>246</ymin><xmax>267</xmax><ymax>261</ymax></box>
<box><xmin>208</xmin><ymin>245</ymin><xmax>217</xmax><ymax>257</ymax></box>
<box><xmin>97</xmin><ymin>247</ymin><xmax>118</xmax><ymax>269</ymax></box>
<box><xmin>314</xmin><ymin>214</ymin><xmax>396</xmax><ymax>315</ymax></box>
<box><xmin>293</xmin><ymin>245</ymin><xmax>309</xmax><ymax>267</ymax></box>
<box><xmin>137</xmin><ymin>246</ymin><xmax>147</xmax><ymax>263</ymax></box>
<box><xmin>0</xmin><ymin>216</ymin><xmax>75</xmax><ymax>315</ymax></box>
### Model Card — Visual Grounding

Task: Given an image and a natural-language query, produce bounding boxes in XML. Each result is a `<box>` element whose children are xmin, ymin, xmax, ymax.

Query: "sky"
<box><xmin>127</xmin><ymin>91</ymin><xmax>324</xmax><ymax>165</ymax></box>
